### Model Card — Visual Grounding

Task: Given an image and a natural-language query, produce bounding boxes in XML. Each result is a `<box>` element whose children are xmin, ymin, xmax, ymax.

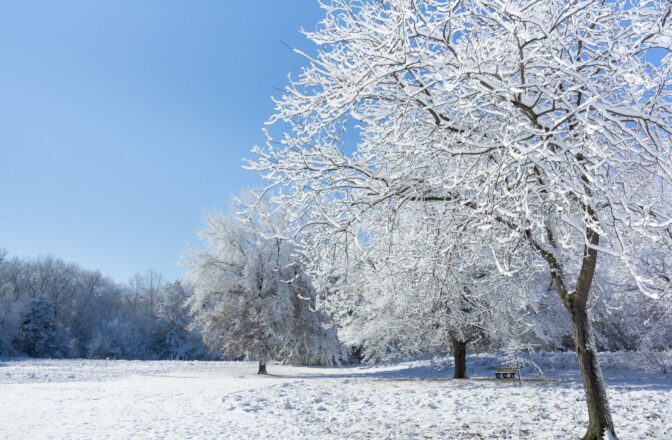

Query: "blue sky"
<box><xmin>0</xmin><ymin>1</ymin><xmax>323</xmax><ymax>282</ymax></box>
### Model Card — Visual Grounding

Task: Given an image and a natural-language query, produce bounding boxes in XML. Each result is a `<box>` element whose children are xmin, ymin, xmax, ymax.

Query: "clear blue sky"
<box><xmin>0</xmin><ymin>1</ymin><xmax>323</xmax><ymax>282</ymax></box>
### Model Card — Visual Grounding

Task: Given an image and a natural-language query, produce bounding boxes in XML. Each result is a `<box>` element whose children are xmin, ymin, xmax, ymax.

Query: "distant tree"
<box><xmin>24</xmin><ymin>256</ymin><xmax>78</xmax><ymax>318</ymax></box>
<box><xmin>14</xmin><ymin>296</ymin><xmax>67</xmax><ymax>358</ymax></box>
<box><xmin>319</xmin><ymin>208</ymin><xmax>534</xmax><ymax>377</ymax></box>
<box><xmin>153</xmin><ymin>281</ymin><xmax>209</xmax><ymax>360</ymax></box>
<box><xmin>125</xmin><ymin>270</ymin><xmax>165</xmax><ymax>356</ymax></box>
<box><xmin>86</xmin><ymin>318</ymin><xmax>143</xmax><ymax>359</ymax></box>
<box><xmin>186</xmin><ymin>207</ymin><xmax>344</xmax><ymax>374</ymax></box>
<box><xmin>0</xmin><ymin>252</ymin><xmax>23</xmax><ymax>356</ymax></box>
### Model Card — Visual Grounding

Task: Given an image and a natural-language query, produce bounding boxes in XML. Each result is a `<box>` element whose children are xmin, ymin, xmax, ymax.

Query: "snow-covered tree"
<box><xmin>319</xmin><ymin>207</ymin><xmax>533</xmax><ymax>378</ymax></box>
<box><xmin>153</xmin><ymin>281</ymin><xmax>209</xmax><ymax>360</ymax></box>
<box><xmin>86</xmin><ymin>318</ymin><xmax>144</xmax><ymax>359</ymax></box>
<box><xmin>186</xmin><ymin>208</ymin><xmax>344</xmax><ymax>374</ymax></box>
<box><xmin>248</xmin><ymin>1</ymin><xmax>672</xmax><ymax>437</ymax></box>
<box><xmin>14</xmin><ymin>296</ymin><xmax>67</xmax><ymax>358</ymax></box>
<box><xmin>0</xmin><ymin>250</ymin><xmax>21</xmax><ymax>355</ymax></box>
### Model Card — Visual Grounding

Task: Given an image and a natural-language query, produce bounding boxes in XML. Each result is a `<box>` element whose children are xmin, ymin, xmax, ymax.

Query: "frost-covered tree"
<box><xmin>153</xmin><ymin>281</ymin><xmax>209</xmax><ymax>360</ymax></box>
<box><xmin>0</xmin><ymin>249</ymin><xmax>21</xmax><ymax>355</ymax></box>
<box><xmin>86</xmin><ymin>318</ymin><xmax>144</xmax><ymax>359</ymax></box>
<box><xmin>186</xmin><ymin>208</ymin><xmax>344</xmax><ymax>374</ymax></box>
<box><xmin>320</xmin><ymin>207</ymin><xmax>533</xmax><ymax>378</ymax></box>
<box><xmin>14</xmin><ymin>296</ymin><xmax>67</xmax><ymax>358</ymax></box>
<box><xmin>248</xmin><ymin>1</ymin><xmax>672</xmax><ymax>437</ymax></box>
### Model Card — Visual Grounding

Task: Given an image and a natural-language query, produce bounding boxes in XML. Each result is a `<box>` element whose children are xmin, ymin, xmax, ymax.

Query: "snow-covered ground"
<box><xmin>0</xmin><ymin>353</ymin><xmax>669</xmax><ymax>439</ymax></box>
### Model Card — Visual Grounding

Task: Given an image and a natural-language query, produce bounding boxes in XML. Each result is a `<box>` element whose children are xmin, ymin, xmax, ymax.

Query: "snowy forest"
<box><xmin>0</xmin><ymin>251</ymin><xmax>208</xmax><ymax>360</ymax></box>
<box><xmin>2</xmin><ymin>1</ymin><xmax>672</xmax><ymax>439</ymax></box>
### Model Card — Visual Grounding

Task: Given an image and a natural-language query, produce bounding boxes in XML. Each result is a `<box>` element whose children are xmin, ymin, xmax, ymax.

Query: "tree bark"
<box><xmin>568</xmin><ymin>297</ymin><xmax>616</xmax><ymax>440</ymax></box>
<box><xmin>532</xmin><ymin>200</ymin><xmax>617</xmax><ymax>439</ymax></box>
<box><xmin>452</xmin><ymin>337</ymin><xmax>467</xmax><ymax>379</ymax></box>
<box><xmin>257</xmin><ymin>360</ymin><xmax>267</xmax><ymax>375</ymax></box>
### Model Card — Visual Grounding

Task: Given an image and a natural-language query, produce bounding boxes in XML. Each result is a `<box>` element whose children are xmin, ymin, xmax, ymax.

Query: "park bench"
<box><xmin>495</xmin><ymin>367</ymin><xmax>516</xmax><ymax>379</ymax></box>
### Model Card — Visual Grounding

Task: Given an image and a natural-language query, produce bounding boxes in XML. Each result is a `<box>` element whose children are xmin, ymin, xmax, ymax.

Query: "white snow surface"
<box><xmin>0</xmin><ymin>353</ymin><xmax>670</xmax><ymax>439</ymax></box>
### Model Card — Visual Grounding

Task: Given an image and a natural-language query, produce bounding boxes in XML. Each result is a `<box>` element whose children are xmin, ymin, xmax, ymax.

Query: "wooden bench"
<box><xmin>495</xmin><ymin>367</ymin><xmax>516</xmax><ymax>379</ymax></box>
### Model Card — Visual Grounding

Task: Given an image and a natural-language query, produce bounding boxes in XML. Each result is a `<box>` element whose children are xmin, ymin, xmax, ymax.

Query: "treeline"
<box><xmin>2</xmin><ymin>244</ymin><xmax>670</xmax><ymax>366</ymax></box>
<box><xmin>0</xmin><ymin>249</ymin><xmax>209</xmax><ymax>360</ymax></box>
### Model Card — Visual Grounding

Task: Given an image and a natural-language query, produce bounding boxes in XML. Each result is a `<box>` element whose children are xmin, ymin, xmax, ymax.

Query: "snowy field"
<box><xmin>0</xmin><ymin>353</ymin><xmax>669</xmax><ymax>439</ymax></box>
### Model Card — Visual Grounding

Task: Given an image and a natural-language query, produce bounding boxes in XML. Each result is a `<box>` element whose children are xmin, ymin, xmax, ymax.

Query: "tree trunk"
<box><xmin>257</xmin><ymin>360</ymin><xmax>267</xmax><ymax>375</ymax></box>
<box><xmin>568</xmin><ymin>298</ymin><xmax>616</xmax><ymax>440</ymax></box>
<box><xmin>452</xmin><ymin>337</ymin><xmax>467</xmax><ymax>379</ymax></box>
<box><xmin>542</xmin><ymin>210</ymin><xmax>616</xmax><ymax>439</ymax></box>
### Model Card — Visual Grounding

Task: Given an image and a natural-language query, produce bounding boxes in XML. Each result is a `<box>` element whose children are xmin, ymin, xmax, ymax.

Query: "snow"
<box><xmin>0</xmin><ymin>353</ymin><xmax>669</xmax><ymax>439</ymax></box>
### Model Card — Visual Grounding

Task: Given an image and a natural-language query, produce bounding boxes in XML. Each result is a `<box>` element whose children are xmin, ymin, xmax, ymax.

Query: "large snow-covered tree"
<box><xmin>185</xmin><ymin>208</ymin><xmax>344</xmax><ymax>374</ymax></box>
<box><xmin>248</xmin><ymin>1</ymin><xmax>672</xmax><ymax>437</ymax></box>
<box><xmin>319</xmin><ymin>206</ymin><xmax>534</xmax><ymax>378</ymax></box>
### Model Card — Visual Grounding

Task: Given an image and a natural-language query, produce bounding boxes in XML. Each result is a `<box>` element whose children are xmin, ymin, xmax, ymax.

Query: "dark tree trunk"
<box><xmin>568</xmin><ymin>297</ymin><xmax>616</xmax><ymax>440</ymax></box>
<box><xmin>257</xmin><ymin>360</ymin><xmax>267</xmax><ymax>375</ymax></box>
<box><xmin>555</xmin><ymin>220</ymin><xmax>617</xmax><ymax>440</ymax></box>
<box><xmin>452</xmin><ymin>337</ymin><xmax>467</xmax><ymax>379</ymax></box>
